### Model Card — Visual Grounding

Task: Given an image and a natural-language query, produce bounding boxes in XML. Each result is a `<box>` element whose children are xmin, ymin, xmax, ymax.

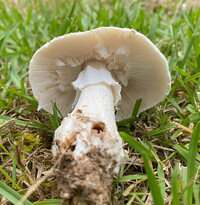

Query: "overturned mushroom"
<box><xmin>29</xmin><ymin>27</ymin><xmax>171</xmax><ymax>204</ymax></box>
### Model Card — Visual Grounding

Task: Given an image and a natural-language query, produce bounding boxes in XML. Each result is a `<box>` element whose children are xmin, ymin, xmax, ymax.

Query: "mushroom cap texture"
<box><xmin>29</xmin><ymin>27</ymin><xmax>171</xmax><ymax>121</ymax></box>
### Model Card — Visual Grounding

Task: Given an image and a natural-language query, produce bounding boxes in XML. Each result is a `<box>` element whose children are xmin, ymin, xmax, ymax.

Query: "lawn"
<box><xmin>0</xmin><ymin>0</ymin><xmax>200</xmax><ymax>204</ymax></box>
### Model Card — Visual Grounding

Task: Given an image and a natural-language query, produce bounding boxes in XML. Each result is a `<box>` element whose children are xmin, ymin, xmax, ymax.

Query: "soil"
<box><xmin>56</xmin><ymin>149</ymin><xmax>117</xmax><ymax>205</ymax></box>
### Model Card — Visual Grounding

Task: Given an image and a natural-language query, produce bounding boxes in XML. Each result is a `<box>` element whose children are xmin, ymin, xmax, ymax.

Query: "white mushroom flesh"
<box><xmin>53</xmin><ymin>61</ymin><xmax>125</xmax><ymax>173</ymax></box>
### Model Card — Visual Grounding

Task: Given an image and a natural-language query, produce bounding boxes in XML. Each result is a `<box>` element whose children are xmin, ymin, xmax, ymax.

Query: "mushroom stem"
<box><xmin>53</xmin><ymin>62</ymin><xmax>125</xmax><ymax>204</ymax></box>
<box><xmin>73</xmin><ymin>84</ymin><xmax>116</xmax><ymax>129</ymax></box>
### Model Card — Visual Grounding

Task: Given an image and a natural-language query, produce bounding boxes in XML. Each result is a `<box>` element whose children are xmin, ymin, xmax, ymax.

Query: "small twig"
<box><xmin>152</xmin><ymin>145</ymin><xmax>174</xmax><ymax>152</ymax></box>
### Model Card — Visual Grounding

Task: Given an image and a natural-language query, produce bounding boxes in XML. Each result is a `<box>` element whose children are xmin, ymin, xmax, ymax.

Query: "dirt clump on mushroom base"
<box><xmin>53</xmin><ymin>112</ymin><xmax>121</xmax><ymax>205</ymax></box>
<box><xmin>56</xmin><ymin>149</ymin><xmax>117</xmax><ymax>205</ymax></box>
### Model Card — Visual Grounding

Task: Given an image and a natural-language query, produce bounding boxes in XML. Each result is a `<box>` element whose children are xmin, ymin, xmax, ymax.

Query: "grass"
<box><xmin>0</xmin><ymin>0</ymin><xmax>200</xmax><ymax>204</ymax></box>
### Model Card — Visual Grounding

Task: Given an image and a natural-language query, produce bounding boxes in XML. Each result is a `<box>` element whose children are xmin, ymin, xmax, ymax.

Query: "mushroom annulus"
<box><xmin>29</xmin><ymin>27</ymin><xmax>171</xmax><ymax>204</ymax></box>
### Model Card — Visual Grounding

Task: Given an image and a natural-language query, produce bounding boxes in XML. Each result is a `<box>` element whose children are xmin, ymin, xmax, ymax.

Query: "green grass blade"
<box><xmin>157</xmin><ymin>163</ymin><xmax>165</xmax><ymax>200</ymax></box>
<box><xmin>48</xmin><ymin>102</ymin><xmax>62</xmax><ymax>130</ymax></box>
<box><xmin>0</xmin><ymin>166</ymin><xmax>22</xmax><ymax>190</ymax></box>
<box><xmin>120</xmin><ymin>132</ymin><xmax>154</xmax><ymax>159</ymax></box>
<box><xmin>0</xmin><ymin>181</ymin><xmax>33</xmax><ymax>205</ymax></box>
<box><xmin>173</xmin><ymin>66</ymin><xmax>190</xmax><ymax>78</ymax></box>
<box><xmin>145</xmin><ymin>122</ymin><xmax>174</xmax><ymax>136</ymax></box>
<box><xmin>148</xmin><ymin>14</ymin><xmax>158</xmax><ymax>42</ymax></box>
<box><xmin>33</xmin><ymin>199</ymin><xmax>62</xmax><ymax>205</ymax></box>
<box><xmin>11</xmin><ymin>151</ymin><xmax>17</xmax><ymax>189</ymax></box>
<box><xmin>68</xmin><ymin>0</ymin><xmax>77</xmax><ymax>19</ymax></box>
<box><xmin>181</xmin><ymin>167</ymin><xmax>187</xmax><ymax>204</ymax></box>
<box><xmin>117</xmin><ymin>98</ymin><xmax>142</xmax><ymax>127</ymax></box>
<box><xmin>171</xmin><ymin>163</ymin><xmax>180</xmax><ymax>205</ymax></box>
<box><xmin>113</xmin><ymin>174</ymin><xmax>147</xmax><ymax>183</ymax></box>
<box><xmin>97</xmin><ymin>0</ymin><xmax>102</xmax><ymax>11</ymax></box>
<box><xmin>177</xmin><ymin>79</ymin><xmax>194</xmax><ymax>104</ymax></box>
<box><xmin>135</xmin><ymin>194</ymin><xmax>146</xmax><ymax>205</ymax></box>
<box><xmin>170</xmin><ymin>24</ymin><xmax>178</xmax><ymax>57</ymax></box>
<box><xmin>193</xmin><ymin>183</ymin><xmax>200</xmax><ymax>205</ymax></box>
<box><xmin>184</xmin><ymin>72</ymin><xmax>200</xmax><ymax>83</ymax></box>
<box><xmin>0</xmin><ymin>115</ymin><xmax>48</xmax><ymax>130</ymax></box>
<box><xmin>142</xmin><ymin>154</ymin><xmax>164</xmax><ymax>205</ymax></box>
<box><xmin>129</xmin><ymin>98</ymin><xmax>142</xmax><ymax>123</ymax></box>
<box><xmin>179</xmin><ymin>35</ymin><xmax>195</xmax><ymax>69</ymax></box>
<box><xmin>0</xmin><ymin>21</ymin><xmax>21</xmax><ymax>51</ymax></box>
<box><xmin>57</xmin><ymin>0</ymin><xmax>76</xmax><ymax>35</ymax></box>
<box><xmin>187</xmin><ymin>122</ymin><xmax>200</xmax><ymax>205</ymax></box>
<box><xmin>0</xmin><ymin>144</ymin><xmax>29</xmax><ymax>183</ymax></box>
<box><xmin>173</xmin><ymin>144</ymin><xmax>200</xmax><ymax>166</ymax></box>
<box><xmin>167</xmin><ymin>96</ymin><xmax>184</xmax><ymax>116</ymax></box>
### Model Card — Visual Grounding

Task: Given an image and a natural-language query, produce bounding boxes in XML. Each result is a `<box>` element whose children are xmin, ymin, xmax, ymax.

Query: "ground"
<box><xmin>0</xmin><ymin>0</ymin><xmax>200</xmax><ymax>205</ymax></box>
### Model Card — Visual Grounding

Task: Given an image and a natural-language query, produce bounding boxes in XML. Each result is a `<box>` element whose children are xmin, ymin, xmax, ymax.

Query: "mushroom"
<box><xmin>29</xmin><ymin>27</ymin><xmax>171</xmax><ymax>205</ymax></box>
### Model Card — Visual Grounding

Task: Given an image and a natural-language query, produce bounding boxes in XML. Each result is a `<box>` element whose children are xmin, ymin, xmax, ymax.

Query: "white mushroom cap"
<box><xmin>29</xmin><ymin>27</ymin><xmax>171</xmax><ymax>121</ymax></box>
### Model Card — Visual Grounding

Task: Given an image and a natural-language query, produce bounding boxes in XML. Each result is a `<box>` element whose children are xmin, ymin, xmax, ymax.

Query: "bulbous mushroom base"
<box><xmin>53</xmin><ymin>111</ymin><xmax>124</xmax><ymax>205</ymax></box>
